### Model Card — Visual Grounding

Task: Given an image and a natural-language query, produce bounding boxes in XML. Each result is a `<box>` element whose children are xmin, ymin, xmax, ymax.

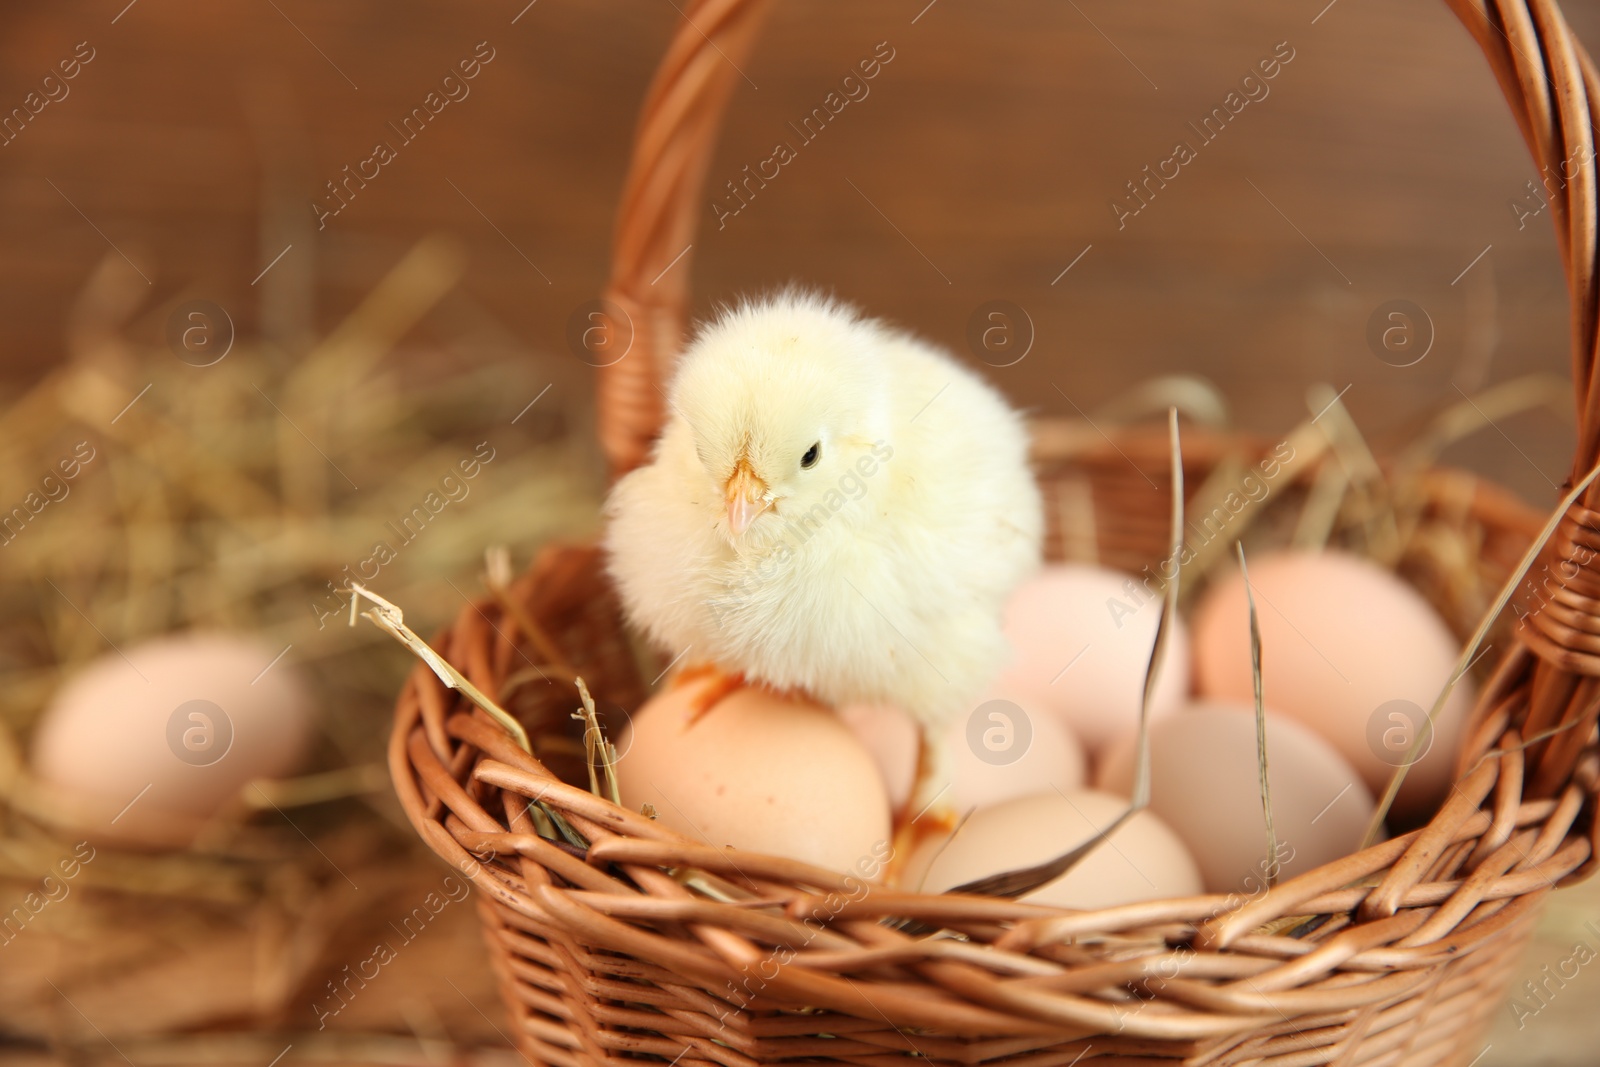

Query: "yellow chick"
<box><xmin>604</xmin><ymin>291</ymin><xmax>1042</xmax><ymax>827</ymax></box>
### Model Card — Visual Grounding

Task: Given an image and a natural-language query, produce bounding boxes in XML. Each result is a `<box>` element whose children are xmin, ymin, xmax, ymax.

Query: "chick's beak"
<box><xmin>724</xmin><ymin>461</ymin><xmax>771</xmax><ymax>537</ymax></box>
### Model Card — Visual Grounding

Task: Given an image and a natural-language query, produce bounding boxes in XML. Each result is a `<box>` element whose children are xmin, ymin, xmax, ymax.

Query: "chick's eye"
<box><xmin>801</xmin><ymin>442</ymin><xmax>821</xmax><ymax>469</ymax></box>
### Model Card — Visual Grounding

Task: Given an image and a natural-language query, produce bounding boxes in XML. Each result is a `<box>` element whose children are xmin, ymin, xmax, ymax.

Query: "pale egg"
<box><xmin>836</xmin><ymin>702</ymin><xmax>918</xmax><ymax>812</ymax></box>
<box><xmin>839</xmin><ymin>692</ymin><xmax>1086</xmax><ymax>817</ymax></box>
<box><xmin>30</xmin><ymin>633</ymin><xmax>315</xmax><ymax>848</ymax></box>
<box><xmin>944</xmin><ymin>686</ymin><xmax>1085</xmax><ymax>812</ymax></box>
<box><xmin>618</xmin><ymin>678</ymin><xmax>893</xmax><ymax>877</ymax></box>
<box><xmin>993</xmin><ymin>564</ymin><xmax>1190</xmax><ymax>758</ymax></box>
<box><xmin>916</xmin><ymin>789</ymin><xmax>1201</xmax><ymax>909</ymax></box>
<box><xmin>1191</xmin><ymin>550</ymin><xmax>1471</xmax><ymax>822</ymax></box>
<box><xmin>1096</xmin><ymin>702</ymin><xmax>1375</xmax><ymax>893</ymax></box>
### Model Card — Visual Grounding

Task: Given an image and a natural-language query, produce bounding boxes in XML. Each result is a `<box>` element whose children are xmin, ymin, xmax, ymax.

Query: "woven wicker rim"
<box><xmin>390</xmin><ymin>0</ymin><xmax>1600</xmax><ymax>1057</ymax></box>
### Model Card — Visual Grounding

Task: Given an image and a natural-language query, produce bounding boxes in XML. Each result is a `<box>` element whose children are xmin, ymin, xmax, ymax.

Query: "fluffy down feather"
<box><xmin>604</xmin><ymin>291</ymin><xmax>1042</xmax><ymax>740</ymax></box>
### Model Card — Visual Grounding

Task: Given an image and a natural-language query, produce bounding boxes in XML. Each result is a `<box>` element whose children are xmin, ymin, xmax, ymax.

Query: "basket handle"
<box><xmin>1441</xmin><ymin>0</ymin><xmax>1600</xmax><ymax>794</ymax></box>
<box><xmin>596</xmin><ymin>0</ymin><xmax>770</xmax><ymax>478</ymax></box>
<box><xmin>599</xmin><ymin>0</ymin><xmax>1600</xmax><ymax>791</ymax></box>
<box><xmin>599</xmin><ymin>1</ymin><xmax>1600</xmax><ymax>477</ymax></box>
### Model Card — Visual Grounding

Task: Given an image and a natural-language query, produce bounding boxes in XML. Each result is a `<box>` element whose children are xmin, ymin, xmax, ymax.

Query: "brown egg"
<box><xmin>619</xmin><ymin>678</ymin><xmax>893</xmax><ymax>877</ymax></box>
<box><xmin>914</xmin><ymin>789</ymin><xmax>1201</xmax><ymax>909</ymax></box>
<box><xmin>1191</xmin><ymin>550</ymin><xmax>1471</xmax><ymax>822</ymax></box>
<box><xmin>1096</xmin><ymin>702</ymin><xmax>1376</xmax><ymax>893</ymax></box>
<box><xmin>30</xmin><ymin>633</ymin><xmax>315</xmax><ymax>848</ymax></box>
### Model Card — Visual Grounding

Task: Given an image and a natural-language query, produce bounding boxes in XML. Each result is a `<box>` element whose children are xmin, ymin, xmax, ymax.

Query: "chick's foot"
<box><xmin>668</xmin><ymin>663</ymin><xmax>750</xmax><ymax>723</ymax></box>
<box><xmin>884</xmin><ymin>731</ymin><xmax>959</xmax><ymax>886</ymax></box>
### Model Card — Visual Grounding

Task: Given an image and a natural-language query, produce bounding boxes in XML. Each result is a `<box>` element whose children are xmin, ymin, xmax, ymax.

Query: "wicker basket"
<box><xmin>389</xmin><ymin>1</ymin><xmax>1600</xmax><ymax>1063</ymax></box>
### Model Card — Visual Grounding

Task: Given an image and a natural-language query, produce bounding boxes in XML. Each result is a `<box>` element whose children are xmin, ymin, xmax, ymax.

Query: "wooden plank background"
<box><xmin>0</xmin><ymin>0</ymin><xmax>1592</xmax><ymax>507</ymax></box>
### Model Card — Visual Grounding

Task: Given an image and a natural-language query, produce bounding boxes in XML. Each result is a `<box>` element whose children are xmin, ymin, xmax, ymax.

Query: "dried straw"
<box><xmin>0</xmin><ymin>236</ymin><xmax>596</xmax><ymax>902</ymax></box>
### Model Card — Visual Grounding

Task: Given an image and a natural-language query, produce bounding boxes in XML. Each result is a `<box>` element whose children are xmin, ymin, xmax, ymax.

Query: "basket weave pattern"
<box><xmin>391</xmin><ymin>2</ymin><xmax>1600</xmax><ymax>1064</ymax></box>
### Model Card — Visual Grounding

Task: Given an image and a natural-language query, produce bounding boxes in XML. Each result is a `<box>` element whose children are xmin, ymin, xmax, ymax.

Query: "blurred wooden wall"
<box><xmin>0</xmin><ymin>0</ymin><xmax>1595</xmax><ymax>505</ymax></box>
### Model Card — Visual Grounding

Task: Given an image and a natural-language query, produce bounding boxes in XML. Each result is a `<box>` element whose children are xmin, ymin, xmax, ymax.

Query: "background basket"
<box><xmin>390</xmin><ymin>1</ymin><xmax>1600</xmax><ymax>1063</ymax></box>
